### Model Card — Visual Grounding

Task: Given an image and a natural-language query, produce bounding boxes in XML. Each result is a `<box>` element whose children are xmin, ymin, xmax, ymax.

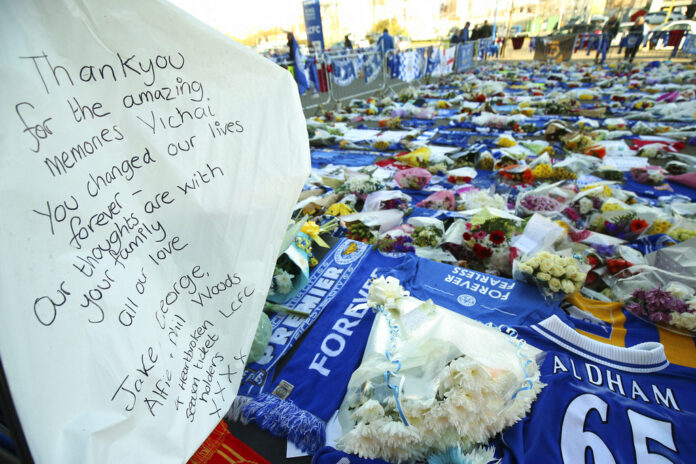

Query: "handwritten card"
<box><xmin>0</xmin><ymin>1</ymin><xmax>310</xmax><ymax>462</ymax></box>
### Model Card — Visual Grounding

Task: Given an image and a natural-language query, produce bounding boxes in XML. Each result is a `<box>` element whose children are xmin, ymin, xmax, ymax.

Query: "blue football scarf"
<box><xmin>627</xmin><ymin>233</ymin><xmax>679</xmax><ymax>255</ymax></box>
<box><xmin>231</xmin><ymin>239</ymin><xmax>374</xmax><ymax>417</ymax></box>
<box><xmin>241</xmin><ymin>243</ymin><xmax>410</xmax><ymax>453</ymax></box>
<box><xmin>312</xmin><ymin>447</ymin><xmax>391</xmax><ymax>464</ymax></box>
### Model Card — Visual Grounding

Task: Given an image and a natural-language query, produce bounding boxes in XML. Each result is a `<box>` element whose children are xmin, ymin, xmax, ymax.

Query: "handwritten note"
<box><xmin>0</xmin><ymin>1</ymin><xmax>310</xmax><ymax>463</ymax></box>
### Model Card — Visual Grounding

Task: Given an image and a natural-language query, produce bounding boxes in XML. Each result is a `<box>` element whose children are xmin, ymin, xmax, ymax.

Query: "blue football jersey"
<box><xmin>381</xmin><ymin>252</ymin><xmax>570</xmax><ymax>327</ymax></box>
<box><xmin>498</xmin><ymin>315</ymin><xmax>696</xmax><ymax>464</ymax></box>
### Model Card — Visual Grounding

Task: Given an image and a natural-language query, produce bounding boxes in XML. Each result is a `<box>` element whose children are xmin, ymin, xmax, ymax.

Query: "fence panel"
<box><xmin>456</xmin><ymin>42</ymin><xmax>475</xmax><ymax>71</ymax></box>
<box><xmin>327</xmin><ymin>49</ymin><xmax>386</xmax><ymax>103</ymax></box>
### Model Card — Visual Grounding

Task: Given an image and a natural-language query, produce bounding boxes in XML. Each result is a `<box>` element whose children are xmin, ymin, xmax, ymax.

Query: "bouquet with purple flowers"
<box><xmin>624</xmin><ymin>286</ymin><xmax>696</xmax><ymax>334</ymax></box>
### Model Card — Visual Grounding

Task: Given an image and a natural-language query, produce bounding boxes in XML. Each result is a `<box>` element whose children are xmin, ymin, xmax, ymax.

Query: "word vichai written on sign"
<box><xmin>0</xmin><ymin>1</ymin><xmax>310</xmax><ymax>463</ymax></box>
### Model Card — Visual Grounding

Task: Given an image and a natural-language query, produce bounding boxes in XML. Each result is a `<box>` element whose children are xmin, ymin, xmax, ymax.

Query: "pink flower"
<box><xmin>465</xmin><ymin>222</ymin><xmax>473</xmax><ymax>230</ymax></box>
<box><xmin>473</xmin><ymin>230</ymin><xmax>487</xmax><ymax>240</ymax></box>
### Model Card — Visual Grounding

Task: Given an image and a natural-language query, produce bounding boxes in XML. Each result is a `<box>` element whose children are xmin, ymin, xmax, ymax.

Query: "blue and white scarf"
<box><xmin>331</xmin><ymin>57</ymin><xmax>359</xmax><ymax>87</ymax></box>
<box><xmin>397</xmin><ymin>49</ymin><xmax>424</xmax><ymax>83</ymax></box>
<box><xmin>236</xmin><ymin>241</ymin><xmax>410</xmax><ymax>453</ymax></box>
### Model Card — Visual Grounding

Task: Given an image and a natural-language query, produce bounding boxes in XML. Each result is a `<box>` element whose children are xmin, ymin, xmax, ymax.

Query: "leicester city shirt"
<box><xmin>498</xmin><ymin>315</ymin><xmax>696</xmax><ymax>464</ymax></box>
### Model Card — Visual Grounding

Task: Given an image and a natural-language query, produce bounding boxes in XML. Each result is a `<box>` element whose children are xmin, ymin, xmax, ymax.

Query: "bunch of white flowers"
<box><xmin>269</xmin><ymin>268</ymin><xmax>294</xmax><ymax>296</ymax></box>
<box><xmin>337</xmin><ymin>355</ymin><xmax>543</xmax><ymax>463</ymax></box>
<box><xmin>341</xmin><ymin>176</ymin><xmax>385</xmax><ymax>195</ymax></box>
<box><xmin>516</xmin><ymin>251</ymin><xmax>586</xmax><ymax>296</ymax></box>
<box><xmin>367</xmin><ymin>276</ymin><xmax>409</xmax><ymax>312</ymax></box>
<box><xmin>459</xmin><ymin>190</ymin><xmax>506</xmax><ymax>211</ymax></box>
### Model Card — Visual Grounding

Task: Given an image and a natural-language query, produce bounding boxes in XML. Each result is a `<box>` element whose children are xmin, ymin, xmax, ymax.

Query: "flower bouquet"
<box><xmin>341</xmin><ymin>210</ymin><xmax>405</xmax><ymax>244</ymax></box>
<box><xmin>336</xmin><ymin>277</ymin><xmax>544</xmax><ymax>463</ymax></box>
<box><xmin>457</xmin><ymin>189</ymin><xmax>507</xmax><ymax>211</ymax></box>
<box><xmin>374</xmin><ymin>233</ymin><xmax>415</xmax><ymax>254</ymax></box>
<box><xmin>362</xmin><ymin>190</ymin><xmax>412</xmax><ymax>215</ymax></box>
<box><xmin>624</xmin><ymin>286</ymin><xmax>696</xmax><ymax>335</ymax></box>
<box><xmin>450</xmin><ymin>147</ymin><xmax>480</xmax><ymax>168</ymax></box>
<box><xmin>444</xmin><ymin>209</ymin><xmax>520</xmax><ymax>276</ymax></box>
<box><xmin>630</xmin><ymin>167</ymin><xmax>666</xmax><ymax>186</ymax></box>
<box><xmin>594</xmin><ymin>166</ymin><xmax>624</xmax><ymax>182</ymax></box>
<box><xmin>337</xmin><ymin>175</ymin><xmax>385</xmax><ymax>198</ymax></box>
<box><xmin>412</xmin><ymin>224</ymin><xmax>444</xmax><ymax>248</ymax></box>
<box><xmin>592</xmin><ymin>211</ymin><xmax>650</xmax><ymax>241</ymax></box>
<box><xmin>515</xmin><ymin>182</ymin><xmax>571</xmax><ymax>218</ymax></box>
<box><xmin>417</xmin><ymin>190</ymin><xmax>456</xmax><ymax>211</ymax></box>
<box><xmin>667</xmin><ymin>221</ymin><xmax>696</xmax><ymax>242</ymax></box>
<box><xmin>665</xmin><ymin>161</ymin><xmax>688</xmax><ymax>175</ymax></box>
<box><xmin>447</xmin><ymin>166</ymin><xmax>477</xmax><ymax>185</ymax></box>
<box><xmin>394</xmin><ymin>167</ymin><xmax>432</xmax><ymax>190</ymax></box>
<box><xmin>498</xmin><ymin>164</ymin><xmax>534</xmax><ymax>185</ymax></box>
<box><xmin>476</xmin><ymin>152</ymin><xmax>495</xmax><ymax>171</ymax></box>
<box><xmin>514</xmin><ymin>251</ymin><xmax>588</xmax><ymax>302</ymax></box>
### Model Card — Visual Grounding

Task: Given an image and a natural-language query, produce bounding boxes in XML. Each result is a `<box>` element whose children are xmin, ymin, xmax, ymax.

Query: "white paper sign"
<box><xmin>0</xmin><ymin>1</ymin><xmax>310</xmax><ymax>463</ymax></box>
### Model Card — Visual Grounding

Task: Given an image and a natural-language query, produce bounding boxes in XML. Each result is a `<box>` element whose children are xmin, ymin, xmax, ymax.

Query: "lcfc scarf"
<box><xmin>242</xmin><ymin>244</ymin><xmax>410</xmax><ymax>453</ymax></box>
<box><xmin>232</xmin><ymin>238</ymin><xmax>374</xmax><ymax>419</ymax></box>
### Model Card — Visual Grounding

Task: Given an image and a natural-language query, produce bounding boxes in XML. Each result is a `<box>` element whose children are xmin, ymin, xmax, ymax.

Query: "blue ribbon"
<box><xmin>374</xmin><ymin>304</ymin><xmax>409</xmax><ymax>426</ymax></box>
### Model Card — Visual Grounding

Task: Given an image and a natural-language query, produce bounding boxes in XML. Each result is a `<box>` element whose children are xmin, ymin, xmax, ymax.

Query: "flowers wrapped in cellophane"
<box><xmin>515</xmin><ymin>181</ymin><xmax>573</xmax><ymax>218</ymax></box>
<box><xmin>513</xmin><ymin>250</ymin><xmax>589</xmax><ymax>303</ymax></box>
<box><xmin>611</xmin><ymin>241</ymin><xmax>696</xmax><ymax>335</ymax></box>
<box><xmin>336</xmin><ymin>277</ymin><xmax>545</xmax><ymax>463</ymax></box>
<box><xmin>394</xmin><ymin>167</ymin><xmax>432</xmax><ymax>190</ymax></box>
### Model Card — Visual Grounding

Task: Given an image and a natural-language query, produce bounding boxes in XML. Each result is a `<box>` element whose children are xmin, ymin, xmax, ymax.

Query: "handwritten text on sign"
<box><xmin>0</xmin><ymin>1</ymin><xmax>309</xmax><ymax>462</ymax></box>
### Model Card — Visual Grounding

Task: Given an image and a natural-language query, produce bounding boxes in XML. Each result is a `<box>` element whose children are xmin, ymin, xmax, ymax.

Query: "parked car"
<box><xmin>644</xmin><ymin>11</ymin><xmax>686</xmax><ymax>25</ymax></box>
<box><xmin>648</xmin><ymin>20</ymin><xmax>696</xmax><ymax>49</ymax></box>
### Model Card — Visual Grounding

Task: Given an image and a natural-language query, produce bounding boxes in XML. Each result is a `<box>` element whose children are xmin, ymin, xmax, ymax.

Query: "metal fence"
<box><xmin>295</xmin><ymin>40</ymin><xmax>495</xmax><ymax>111</ymax></box>
<box><xmin>292</xmin><ymin>30</ymin><xmax>695</xmax><ymax>111</ymax></box>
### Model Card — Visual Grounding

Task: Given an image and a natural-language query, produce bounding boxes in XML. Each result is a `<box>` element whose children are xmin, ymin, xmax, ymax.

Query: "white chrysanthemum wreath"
<box><xmin>336</xmin><ymin>276</ymin><xmax>545</xmax><ymax>464</ymax></box>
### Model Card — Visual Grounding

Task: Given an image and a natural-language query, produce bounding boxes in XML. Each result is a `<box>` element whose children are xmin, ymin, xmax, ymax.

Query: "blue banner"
<box><xmin>457</xmin><ymin>43</ymin><xmax>474</xmax><ymax>71</ymax></box>
<box><xmin>330</xmin><ymin>56</ymin><xmax>358</xmax><ymax>86</ymax></box>
<box><xmin>683</xmin><ymin>33</ymin><xmax>696</xmax><ymax>55</ymax></box>
<box><xmin>362</xmin><ymin>52</ymin><xmax>382</xmax><ymax>83</ymax></box>
<box><xmin>302</xmin><ymin>0</ymin><xmax>325</xmax><ymax>52</ymax></box>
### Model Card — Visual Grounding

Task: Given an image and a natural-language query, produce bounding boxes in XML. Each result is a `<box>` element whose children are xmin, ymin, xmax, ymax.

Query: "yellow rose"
<box><xmin>536</xmin><ymin>272</ymin><xmax>552</xmax><ymax>282</ymax></box>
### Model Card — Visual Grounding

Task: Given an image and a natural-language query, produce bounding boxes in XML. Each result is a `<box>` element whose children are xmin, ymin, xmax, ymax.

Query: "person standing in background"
<box><xmin>471</xmin><ymin>25</ymin><xmax>480</xmax><ymax>41</ymax></box>
<box><xmin>287</xmin><ymin>32</ymin><xmax>296</xmax><ymax>57</ymax></box>
<box><xmin>596</xmin><ymin>16</ymin><xmax>619</xmax><ymax>64</ymax></box>
<box><xmin>376</xmin><ymin>28</ymin><xmax>395</xmax><ymax>55</ymax></box>
<box><xmin>344</xmin><ymin>34</ymin><xmax>353</xmax><ymax>49</ymax></box>
<box><xmin>479</xmin><ymin>20</ymin><xmax>493</xmax><ymax>39</ymax></box>
<box><xmin>460</xmin><ymin>22</ymin><xmax>471</xmax><ymax>42</ymax></box>
<box><xmin>624</xmin><ymin>16</ymin><xmax>645</xmax><ymax>63</ymax></box>
<box><xmin>450</xmin><ymin>28</ymin><xmax>461</xmax><ymax>45</ymax></box>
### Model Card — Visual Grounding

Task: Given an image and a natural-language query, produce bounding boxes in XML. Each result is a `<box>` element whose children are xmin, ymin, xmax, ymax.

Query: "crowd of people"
<box><xmin>449</xmin><ymin>20</ymin><xmax>494</xmax><ymax>44</ymax></box>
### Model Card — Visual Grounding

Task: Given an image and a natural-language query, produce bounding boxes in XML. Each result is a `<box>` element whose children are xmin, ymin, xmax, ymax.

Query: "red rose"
<box><xmin>489</xmin><ymin>230</ymin><xmax>506</xmax><ymax>245</ymax></box>
<box><xmin>462</xmin><ymin>232</ymin><xmax>472</xmax><ymax>241</ymax></box>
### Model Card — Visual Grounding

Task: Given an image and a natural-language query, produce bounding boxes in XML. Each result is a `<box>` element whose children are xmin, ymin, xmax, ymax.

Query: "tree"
<box><xmin>370</xmin><ymin>18</ymin><xmax>408</xmax><ymax>37</ymax></box>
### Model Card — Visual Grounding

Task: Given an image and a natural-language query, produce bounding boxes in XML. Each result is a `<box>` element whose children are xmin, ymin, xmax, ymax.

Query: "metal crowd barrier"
<box><xmin>287</xmin><ymin>39</ymin><xmax>496</xmax><ymax>110</ymax></box>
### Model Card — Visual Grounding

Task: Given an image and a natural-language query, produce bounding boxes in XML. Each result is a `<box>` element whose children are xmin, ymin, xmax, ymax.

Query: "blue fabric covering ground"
<box><xmin>621</xmin><ymin>172</ymin><xmax>696</xmax><ymax>201</ymax></box>
<box><xmin>311</xmin><ymin>149</ymin><xmax>382</xmax><ymax>168</ymax></box>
